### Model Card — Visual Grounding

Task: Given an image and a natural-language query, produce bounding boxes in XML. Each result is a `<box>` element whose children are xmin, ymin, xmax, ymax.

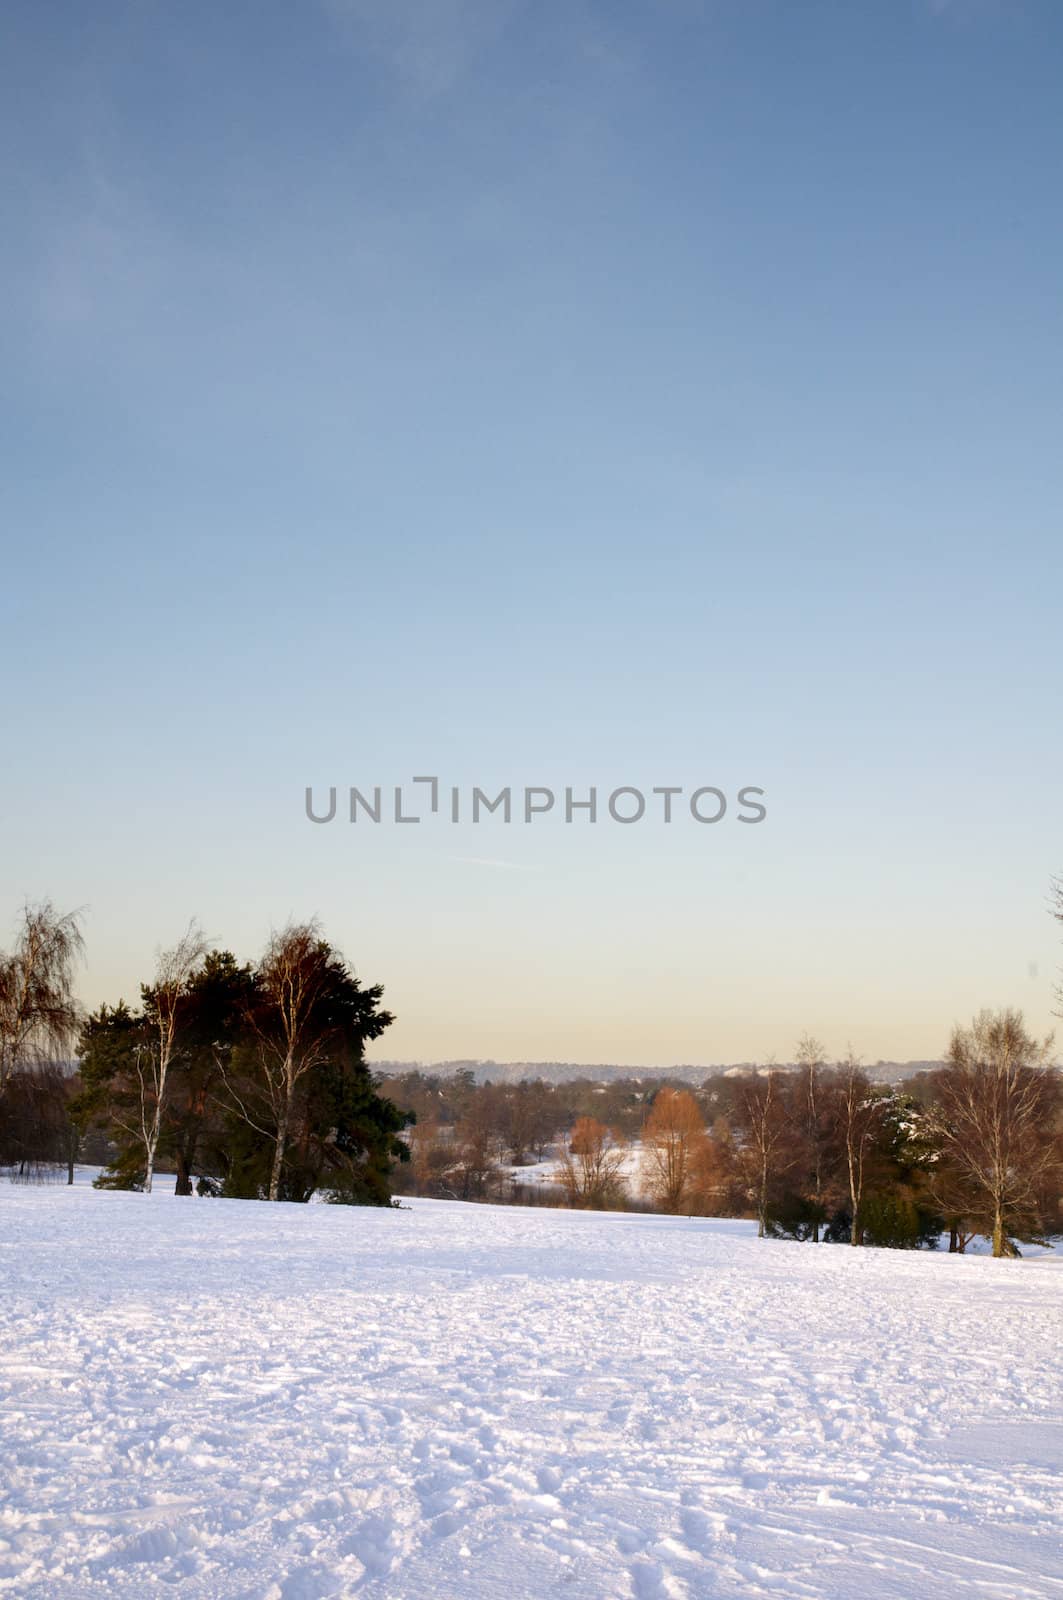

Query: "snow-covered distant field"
<box><xmin>2</xmin><ymin>1179</ymin><xmax>1061</xmax><ymax>1600</ymax></box>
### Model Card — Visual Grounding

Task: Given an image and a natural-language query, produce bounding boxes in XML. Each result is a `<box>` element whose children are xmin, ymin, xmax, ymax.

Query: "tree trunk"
<box><xmin>143</xmin><ymin>1082</ymin><xmax>166</xmax><ymax>1195</ymax></box>
<box><xmin>269</xmin><ymin>1107</ymin><xmax>288</xmax><ymax>1201</ymax></box>
<box><xmin>948</xmin><ymin>1225</ymin><xmax>959</xmax><ymax>1253</ymax></box>
<box><xmin>847</xmin><ymin>1143</ymin><xmax>862</xmax><ymax>1245</ymax></box>
<box><xmin>65</xmin><ymin>1124</ymin><xmax>78</xmax><ymax>1185</ymax></box>
<box><xmin>991</xmin><ymin>1211</ymin><xmax>1007</xmax><ymax>1258</ymax></box>
<box><xmin>174</xmin><ymin>1149</ymin><xmax>193</xmax><ymax>1196</ymax></box>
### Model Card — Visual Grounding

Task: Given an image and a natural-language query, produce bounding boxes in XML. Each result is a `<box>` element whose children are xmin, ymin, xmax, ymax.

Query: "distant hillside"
<box><xmin>370</xmin><ymin>1058</ymin><xmax>943</xmax><ymax>1087</ymax></box>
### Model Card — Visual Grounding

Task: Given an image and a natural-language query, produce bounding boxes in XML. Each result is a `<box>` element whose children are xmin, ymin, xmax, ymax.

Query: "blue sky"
<box><xmin>2</xmin><ymin>0</ymin><xmax>1061</xmax><ymax>1064</ymax></box>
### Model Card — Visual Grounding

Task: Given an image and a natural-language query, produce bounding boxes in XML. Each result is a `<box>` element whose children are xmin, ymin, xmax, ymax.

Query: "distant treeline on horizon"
<box><xmin>368</xmin><ymin>1058</ymin><xmax>946</xmax><ymax>1088</ymax></box>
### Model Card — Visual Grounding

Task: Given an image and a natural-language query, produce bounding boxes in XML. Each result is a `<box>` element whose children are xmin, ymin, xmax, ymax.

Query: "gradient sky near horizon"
<box><xmin>2</xmin><ymin>0</ymin><xmax>1061</xmax><ymax>1067</ymax></box>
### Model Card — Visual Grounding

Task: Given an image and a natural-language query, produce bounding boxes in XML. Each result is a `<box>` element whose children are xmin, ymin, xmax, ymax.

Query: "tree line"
<box><xmin>3</xmin><ymin>893</ymin><xmax>1063</xmax><ymax>1253</ymax></box>
<box><xmin>0</xmin><ymin>902</ymin><xmax>408</xmax><ymax>1204</ymax></box>
<box><xmin>382</xmin><ymin>1020</ymin><xmax>1063</xmax><ymax>1256</ymax></box>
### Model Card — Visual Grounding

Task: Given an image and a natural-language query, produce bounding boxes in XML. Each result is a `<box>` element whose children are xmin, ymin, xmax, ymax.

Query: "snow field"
<box><xmin>1</xmin><ymin>1181</ymin><xmax>1061</xmax><ymax>1599</ymax></box>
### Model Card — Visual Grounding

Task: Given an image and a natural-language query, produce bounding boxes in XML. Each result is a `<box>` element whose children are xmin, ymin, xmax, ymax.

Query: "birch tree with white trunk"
<box><xmin>837</xmin><ymin>1050</ymin><xmax>886</xmax><ymax>1247</ymax></box>
<box><xmin>248</xmin><ymin>922</ymin><xmax>336</xmax><ymax>1202</ymax></box>
<box><xmin>136</xmin><ymin>923</ymin><xmax>209</xmax><ymax>1193</ymax></box>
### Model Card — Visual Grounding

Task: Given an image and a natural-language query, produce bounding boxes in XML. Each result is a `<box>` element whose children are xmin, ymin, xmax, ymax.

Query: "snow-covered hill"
<box><xmin>2</xmin><ymin>1180</ymin><xmax>1060</xmax><ymax>1599</ymax></box>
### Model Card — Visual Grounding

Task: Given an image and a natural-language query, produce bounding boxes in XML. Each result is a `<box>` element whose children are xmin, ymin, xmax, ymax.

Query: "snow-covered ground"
<box><xmin>2</xmin><ymin>1180</ymin><xmax>1061</xmax><ymax>1600</ymax></box>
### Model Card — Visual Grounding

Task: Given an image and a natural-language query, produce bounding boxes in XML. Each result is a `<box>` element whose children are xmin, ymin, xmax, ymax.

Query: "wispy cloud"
<box><xmin>449</xmin><ymin>856</ymin><xmax>543</xmax><ymax>872</ymax></box>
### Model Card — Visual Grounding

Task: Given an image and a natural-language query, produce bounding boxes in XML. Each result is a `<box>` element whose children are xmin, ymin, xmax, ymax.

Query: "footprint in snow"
<box><xmin>629</xmin><ymin>1556</ymin><xmax>689</xmax><ymax>1599</ymax></box>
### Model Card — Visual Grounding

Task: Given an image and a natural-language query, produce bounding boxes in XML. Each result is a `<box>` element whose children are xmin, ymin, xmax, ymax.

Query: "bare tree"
<box><xmin>837</xmin><ymin>1049</ymin><xmax>886</xmax><ymax>1246</ymax></box>
<box><xmin>557</xmin><ymin>1117</ymin><xmax>628</xmax><ymax>1209</ymax></box>
<box><xmin>641</xmin><ymin>1088</ymin><xmax>705</xmax><ymax>1213</ymax></box>
<box><xmin>732</xmin><ymin>1068</ymin><xmax>793</xmax><ymax>1238</ymax></box>
<box><xmin>686</xmin><ymin>1116</ymin><xmax>747</xmax><ymax>1217</ymax></box>
<box><xmin>132</xmin><ymin>922</ymin><xmax>210</xmax><ymax>1193</ymax></box>
<box><xmin>499</xmin><ymin>1081</ymin><xmax>556</xmax><ymax>1167</ymax></box>
<box><xmin>405</xmin><ymin>1117</ymin><xmax>453</xmax><ymax>1197</ymax></box>
<box><xmin>0</xmin><ymin>901</ymin><xmax>84</xmax><ymax>1094</ymax></box>
<box><xmin>0</xmin><ymin>1065</ymin><xmax>75</xmax><ymax>1181</ymax></box>
<box><xmin>928</xmin><ymin>1009</ymin><xmax>1060</xmax><ymax>1257</ymax></box>
<box><xmin>243</xmin><ymin>921</ymin><xmax>336</xmax><ymax>1202</ymax></box>
<box><xmin>793</xmin><ymin>1033</ymin><xmax>839</xmax><ymax>1241</ymax></box>
<box><xmin>448</xmin><ymin>1095</ymin><xmax>503</xmax><ymax>1200</ymax></box>
<box><xmin>924</xmin><ymin>1145</ymin><xmax>980</xmax><ymax>1254</ymax></box>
